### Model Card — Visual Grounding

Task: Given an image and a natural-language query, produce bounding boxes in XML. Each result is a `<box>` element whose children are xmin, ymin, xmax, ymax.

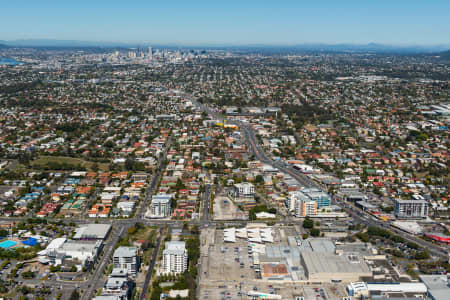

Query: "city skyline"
<box><xmin>1</xmin><ymin>0</ymin><xmax>449</xmax><ymax>45</ymax></box>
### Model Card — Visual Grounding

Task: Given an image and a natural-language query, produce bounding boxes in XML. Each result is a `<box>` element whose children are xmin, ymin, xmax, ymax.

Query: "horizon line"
<box><xmin>1</xmin><ymin>38</ymin><xmax>450</xmax><ymax>49</ymax></box>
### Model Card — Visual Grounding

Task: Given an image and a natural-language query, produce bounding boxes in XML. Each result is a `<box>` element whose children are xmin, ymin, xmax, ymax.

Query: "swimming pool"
<box><xmin>0</xmin><ymin>240</ymin><xmax>18</xmax><ymax>249</ymax></box>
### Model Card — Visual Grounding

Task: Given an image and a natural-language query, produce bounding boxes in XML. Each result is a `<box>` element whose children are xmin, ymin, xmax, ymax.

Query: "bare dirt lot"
<box><xmin>213</xmin><ymin>193</ymin><xmax>247</xmax><ymax>220</ymax></box>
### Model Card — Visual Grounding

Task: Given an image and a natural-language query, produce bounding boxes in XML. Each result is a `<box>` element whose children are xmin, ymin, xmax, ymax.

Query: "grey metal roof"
<box><xmin>419</xmin><ymin>275</ymin><xmax>450</xmax><ymax>300</ymax></box>
<box><xmin>93</xmin><ymin>296</ymin><xmax>121</xmax><ymax>300</ymax></box>
<box><xmin>301</xmin><ymin>252</ymin><xmax>371</xmax><ymax>274</ymax></box>
<box><xmin>163</xmin><ymin>241</ymin><xmax>186</xmax><ymax>255</ymax></box>
<box><xmin>113</xmin><ymin>246</ymin><xmax>137</xmax><ymax>258</ymax></box>
<box><xmin>308</xmin><ymin>239</ymin><xmax>336</xmax><ymax>253</ymax></box>
<box><xmin>73</xmin><ymin>224</ymin><xmax>112</xmax><ymax>240</ymax></box>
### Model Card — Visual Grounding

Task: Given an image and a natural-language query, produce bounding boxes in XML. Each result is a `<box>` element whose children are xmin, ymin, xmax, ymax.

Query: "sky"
<box><xmin>1</xmin><ymin>0</ymin><xmax>449</xmax><ymax>45</ymax></box>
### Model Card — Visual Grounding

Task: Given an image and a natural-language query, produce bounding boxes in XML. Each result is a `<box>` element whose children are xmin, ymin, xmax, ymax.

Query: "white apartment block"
<box><xmin>395</xmin><ymin>200</ymin><xmax>428</xmax><ymax>218</ymax></box>
<box><xmin>113</xmin><ymin>247</ymin><xmax>138</xmax><ymax>277</ymax></box>
<box><xmin>162</xmin><ymin>241</ymin><xmax>188</xmax><ymax>274</ymax></box>
<box><xmin>149</xmin><ymin>194</ymin><xmax>172</xmax><ymax>218</ymax></box>
<box><xmin>230</xmin><ymin>182</ymin><xmax>255</xmax><ymax>199</ymax></box>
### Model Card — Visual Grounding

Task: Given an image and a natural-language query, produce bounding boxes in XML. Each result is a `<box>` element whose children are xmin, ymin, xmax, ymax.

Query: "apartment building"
<box><xmin>287</xmin><ymin>190</ymin><xmax>320</xmax><ymax>217</ymax></box>
<box><xmin>113</xmin><ymin>246</ymin><xmax>138</xmax><ymax>277</ymax></box>
<box><xmin>230</xmin><ymin>182</ymin><xmax>255</xmax><ymax>200</ymax></box>
<box><xmin>296</xmin><ymin>200</ymin><xmax>318</xmax><ymax>217</ymax></box>
<box><xmin>162</xmin><ymin>241</ymin><xmax>188</xmax><ymax>274</ymax></box>
<box><xmin>149</xmin><ymin>194</ymin><xmax>172</xmax><ymax>218</ymax></box>
<box><xmin>395</xmin><ymin>199</ymin><xmax>428</xmax><ymax>219</ymax></box>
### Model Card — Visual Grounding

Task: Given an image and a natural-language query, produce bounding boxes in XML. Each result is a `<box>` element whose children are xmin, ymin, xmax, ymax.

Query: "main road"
<box><xmin>82</xmin><ymin>134</ymin><xmax>172</xmax><ymax>299</ymax></box>
<box><xmin>139</xmin><ymin>227</ymin><xmax>164</xmax><ymax>300</ymax></box>
<box><xmin>202</xmin><ymin>184</ymin><xmax>211</xmax><ymax>223</ymax></box>
<box><xmin>243</xmin><ymin>117</ymin><xmax>448</xmax><ymax>259</ymax></box>
<box><xmin>82</xmin><ymin>224</ymin><xmax>129</xmax><ymax>300</ymax></box>
<box><xmin>6</xmin><ymin>95</ymin><xmax>447</xmax><ymax>299</ymax></box>
<box><xmin>138</xmin><ymin>135</ymin><xmax>172</xmax><ymax>219</ymax></box>
<box><xmin>190</xmin><ymin>95</ymin><xmax>448</xmax><ymax>259</ymax></box>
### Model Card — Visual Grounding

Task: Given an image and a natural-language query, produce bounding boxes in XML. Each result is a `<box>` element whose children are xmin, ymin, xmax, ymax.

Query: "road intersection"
<box><xmin>5</xmin><ymin>98</ymin><xmax>447</xmax><ymax>299</ymax></box>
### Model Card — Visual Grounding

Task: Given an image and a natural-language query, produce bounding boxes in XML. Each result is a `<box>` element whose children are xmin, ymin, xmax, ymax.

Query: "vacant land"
<box><xmin>31</xmin><ymin>156</ymin><xmax>109</xmax><ymax>171</ymax></box>
<box><xmin>127</xmin><ymin>225</ymin><xmax>159</xmax><ymax>264</ymax></box>
<box><xmin>213</xmin><ymin>193</ymin><xmax>247</xmax><ymax>220</ymax></box>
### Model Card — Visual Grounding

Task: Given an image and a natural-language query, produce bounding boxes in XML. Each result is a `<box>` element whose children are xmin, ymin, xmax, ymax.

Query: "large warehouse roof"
<box><xmin>301</xmin><ymin>252</ymin><xmax>370</xmax><ymax>275</ymax></box>
<box><xmin>367</xmin><ymin>282</ymin><xmax>427</xmax><ymax>293</ymax></box>
<box><xmin>419</xmin><ymin>275</ymin><xmax>449</xmax><ymax>300</ymax></box>
<box><xmin>73</xmin><ymin>224</ymin><xmax>112</xmax><ymax>240</ymax></box>
<box><xmin>308</xmin><ymin>239</ymin><xmax>335</xmax><ymax>253</ymax></box>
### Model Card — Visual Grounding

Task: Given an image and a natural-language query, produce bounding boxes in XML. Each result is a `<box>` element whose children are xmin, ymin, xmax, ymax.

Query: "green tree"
<box><xmin>69</xmin><ymin>289</ymin><xmax>80</xmax><ymax>300</ymax></box>
<box><xmin>415</xmin><ymin>251</ymin><xmax>430</xmax><ymax>260</ymax></box>
<box><xmin>254</xmin><ymin>175</ymin><xmax>264</xmax><ymax>184</ymax></box>
<box><xmin>91</xmin><ymin>163</ymin><xmax>99</xmax><ymax>172</ymax></box>
<box><xmin>303</xmin><ymin>216</ymin><xmax>314</xmax><ymax>229</ymax></box>
<box><xmin>310</xmin><ymin>228</ymin><xmax>321</xmax><ymax>237</ymax></box>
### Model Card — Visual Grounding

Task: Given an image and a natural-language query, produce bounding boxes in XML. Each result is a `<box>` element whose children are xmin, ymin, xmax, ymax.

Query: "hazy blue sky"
<box><xmin>1</xmin><ymin>0</ymin><xmax>449</xmax><ymax>45</ymax></box>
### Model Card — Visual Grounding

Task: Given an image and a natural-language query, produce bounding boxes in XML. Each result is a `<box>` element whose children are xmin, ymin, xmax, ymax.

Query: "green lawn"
<box><xmin>31</xmin><ymin>156</ymin><xmax>109</xmax><ymax>171</ymax></box>
<box><xmin>128</xmin><ymin>226</ymin><xmax>159</xmax><ymax>264</ymax></box>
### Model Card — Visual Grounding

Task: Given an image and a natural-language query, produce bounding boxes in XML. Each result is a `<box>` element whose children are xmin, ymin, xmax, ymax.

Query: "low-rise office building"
<box><xmin>101</xmin><ymin>268</ymin><xmax>133</xmax><ymax>300</ymax></box>
<box><xmin>39</xmin><ymin>238</ymin><xmax>103</xmax><ymax>268</ymax></box>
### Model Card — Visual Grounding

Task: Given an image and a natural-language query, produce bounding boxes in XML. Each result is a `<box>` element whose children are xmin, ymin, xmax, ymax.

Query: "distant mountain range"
<box><xmin>0</xmin><ymin>39</ymin><xmax>448</xmax><ymax>54</ymax></box>
<box><xmin>0</xmin><ymin>39</ymin><xmax>131</xmax><ymax>48</ymax></box>
<box><xmin>287</xmin><ymin>42</ymin><xmax>450</xmax><ymax>54</ymax></box>
<box><xmin>437</xmin><ymin>50</ymin><xmax>450</xmax><ymax>59</ymax></box>
<box><xmin>224</xmin><ymin>43</ymin><xmax>450</xmax><ymax>54</ymax></box>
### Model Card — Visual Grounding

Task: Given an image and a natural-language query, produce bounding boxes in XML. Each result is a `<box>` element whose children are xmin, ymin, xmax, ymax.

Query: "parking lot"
<box><xmin>200</xmin><ymin>229</ymin><xmax>256</xmax><ymax>282</ymax></box>
<box><xmin>198</xmin><ymin>227</ymin><xmax>350</xmax><ymax>300</ymax></box>
<box><xmin>199</xmin><ymin>281</ymin><xmax>348</xmax><ymax>300</ymax></box>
